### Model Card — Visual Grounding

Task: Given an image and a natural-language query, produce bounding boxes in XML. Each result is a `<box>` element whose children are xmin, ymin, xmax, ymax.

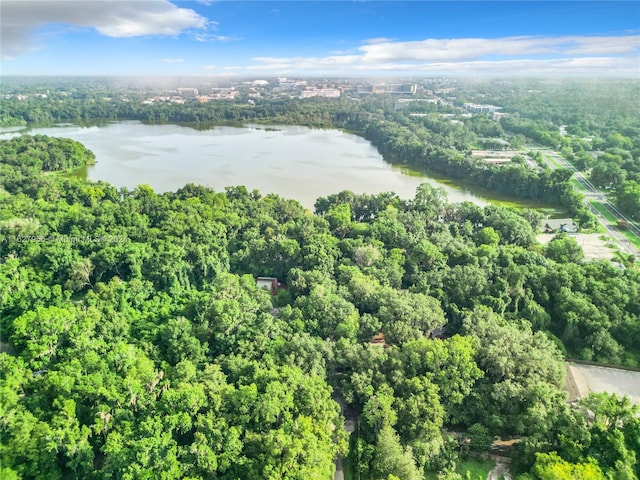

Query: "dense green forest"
<box><xmin>1</xmin><ymin>135</ymin><xmax>639</xmax><ymax>479</ymax></box>
<box><xmin>0</xmin><ymin>134</ymin><xmax>95</xmax><ymax>175</ymax></box>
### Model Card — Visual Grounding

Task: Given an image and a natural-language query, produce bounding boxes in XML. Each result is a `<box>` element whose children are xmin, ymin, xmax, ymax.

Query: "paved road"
<box><xmin>334</xmin><ymin>457</ymin><xmax>344</xmax><ymax>480</ymax></box>
<box><xmin>487</xmin><ymin>462</ymin><xmax>511</xmax><ymax>480</ymax></box>
<box><xmin>333</xmin><ymin>393</ymin><xmax>357</xmax><ymax>480</ymax></box>
<box><xmin>536</xmin><ymin>149</ymin><xmax>640</xmax><ymax>258</ymax></box>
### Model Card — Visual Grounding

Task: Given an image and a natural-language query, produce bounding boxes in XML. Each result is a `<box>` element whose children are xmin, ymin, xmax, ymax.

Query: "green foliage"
<box><xmin>512</xmin><ymin>391</ymin><xmax>640</xmax><ymax>479</ymax></box>
<box><xmin>461</xmin><ymin>307</ymin><xmax>566</xmax><ymax>435</ymax></box>
<box><xmin>544</xmin><ymin>234</ymin><xmax>584</xmax><ymax>263</ymax></box>
<box><xmin>370</xmin><ymin>425</ymin><xmax>422</xmax><ymax>480</ymax></box>
<box><xmin>615</xmin><ymin>181</ymin><xmax>640</xmax><ymax>221</ymax></box>
<box><xmin>0</xmin><ymin>134</ymin><xmax>94</xmax><ymax>175</ymax></box>
<box><xmin>530</xmin><ymin>452</ymin><xmax>606</xmax><ymax>480</ymax></box>
<box><xmin>455</xmin><ymin>458</ymin><xmax>496</xmax><ymax>480</ymax></box>
<box><xmin>475</xmin><ymin>226</ymin><xmax>500</xmax><ymax>247</ymax></box>
<box><xmin>1</xmin><ymin>84</ymin><xmax>640</xmax><ymax>479</ymax></box>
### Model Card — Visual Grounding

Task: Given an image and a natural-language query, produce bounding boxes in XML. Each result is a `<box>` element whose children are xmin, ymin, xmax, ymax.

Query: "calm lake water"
<box><xmin>1</xmin><ymin>122</ymin><xmax>559</xmax><ymax>212</ymax></box>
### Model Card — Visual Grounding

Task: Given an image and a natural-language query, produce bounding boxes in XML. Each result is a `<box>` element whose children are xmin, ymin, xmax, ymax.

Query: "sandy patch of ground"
<box><xmin>537</xmin><ymin>233</ymin><xmax>616</xmax><ymax>261</ymax></box>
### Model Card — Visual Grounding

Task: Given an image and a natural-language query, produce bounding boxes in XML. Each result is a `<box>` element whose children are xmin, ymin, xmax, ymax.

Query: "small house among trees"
<box><xmin>369</xmin><ymin>332</ymin><xmax>390</xmax><ymax>348</ymax></box>
<box><xmin>256</xmin><ymin>276</ymin><xmax>279</xmax><ymax>295</ymax></box>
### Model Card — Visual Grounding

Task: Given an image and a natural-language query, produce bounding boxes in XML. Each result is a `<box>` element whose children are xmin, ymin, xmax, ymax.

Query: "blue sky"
<box><xmin>1</xmin><ymin>1</ymin><xmax>639</xmax><ymax>77</ymax></box>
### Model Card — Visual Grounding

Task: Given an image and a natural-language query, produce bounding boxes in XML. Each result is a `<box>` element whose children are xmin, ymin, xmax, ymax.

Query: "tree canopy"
<box><xmin>1</xmin><ymin>96</ymin><xmax>639</xmax><ymax>479</ymax></box>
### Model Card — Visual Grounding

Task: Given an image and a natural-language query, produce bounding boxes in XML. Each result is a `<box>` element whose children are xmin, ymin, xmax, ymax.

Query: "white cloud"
<box><xmin>195</xmin><ymin>71</ymin><xmax>242</xmax><ymax>77</ymax></box>
<box><xmin>245</xmin><ymin>35</ymin><xmax>640</xmax><ymax>77</ymax></box>
<box><xmin>357</xmin><ymin>35</ymin><xmax>640</xmax><ymax>63</ymax></box>
<box><xmin>162</xmin><ymin>58</ymin><xmax>184</xmax><ymax>63</ymax></box>
<box><xmin>194</xmin><ymin>33</ymin><xmax>235</xmax><ymax>42</ymax></box>
<box><xmin>203</xmin><ymin>64</ymin><xmax>217</xmax><ymax>70</ymax></box>
<box><xmin>408</xmin><ymin>56</ymin><xmax>640</xmax><ymax>77</ymax></box>
<box><xmin>561</xmin><ymin>36</ymin><xmax>640</xmax><ymax>55</ymax></box>
<box><xmin>1</xmin><ymin>0</ymin><xmax>208</xmax><ymax>59</ymax></box>
<box><xmin>362</xmin><ymin>37</ymin><xmax>395</xmax><ymax>45</ymax></box>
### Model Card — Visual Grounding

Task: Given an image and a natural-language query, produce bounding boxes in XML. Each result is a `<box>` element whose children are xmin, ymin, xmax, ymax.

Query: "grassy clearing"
<box><xmin>622</xmin><ymin>234</ymin><xmax>640</xmax><ymax>251</ymax></box>
<box><xmin>543</xmin><ymin>154</ymin><xmax>562</xmax><ymax>169</ymax></box>
<box><xmin>570</xmin><ymin>178</ymin><xmax>583</xmax><ymax>190</ymax></box>
<box><xmin>543</xmin><ymin>153</ymin><xmax>638</xmax><ymax>249</ymax></box>
<box><xmin>424</xmin><ymin>458</ymin><xmax>496</xmax><ymax>480</ymax></box>
<box><xmin>590</xmin><ymin>201</ymin><xmax>640</xmax><ymax>250</ymax></box>
<box><xmin>591</xmin><ymin>200</ymin><xmax>617</xmax><ymax>222</ymax></box>
<box><xmin>456</xmin><ymin>458</ymin><xmax>496</xmax><ymax>480</ymax></box>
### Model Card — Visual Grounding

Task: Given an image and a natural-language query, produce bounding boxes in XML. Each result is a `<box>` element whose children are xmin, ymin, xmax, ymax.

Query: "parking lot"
<box><xmin>567</xmin><ymin>362</ymin><xmax>640</xmax><ymax>406</ymax></box>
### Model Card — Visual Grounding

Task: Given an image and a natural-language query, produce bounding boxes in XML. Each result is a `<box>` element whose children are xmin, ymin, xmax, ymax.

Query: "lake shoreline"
<box><xmin>1</xmin><ymin>121</ymin><xmax>566</xmax><ymax>215</ymax></box>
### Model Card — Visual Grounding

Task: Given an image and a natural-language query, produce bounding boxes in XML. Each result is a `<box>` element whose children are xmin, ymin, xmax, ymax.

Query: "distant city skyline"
<box><xmin>1</xmin><ymin>1</ymin><xmax>639</xmax><ymax>77</ymax></box>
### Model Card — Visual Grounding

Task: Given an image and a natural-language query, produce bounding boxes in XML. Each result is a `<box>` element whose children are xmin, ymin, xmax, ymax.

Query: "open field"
<box><xmin>458</xmin><ymin>459</ymin><xmax>498</xmax><ymax>480</ymax></box>
<box><xmin>590</xmin><ymin>200</ymin><xmax>640</xmax><ymax>251</ymax></box>
<box><xmin>538</xmin><ymin>149</ymin><xmax>640</xmax><ymax>255</ymax></box>
<box><xmin>542</xmin><ymin>154</ymin><xmax>562</xmax><ymax>169</ymax></box>
<box><xmin>536</xmin><ymin>233</ymin><xmax>615</xmax><ymax>261</ymax></box>
<box><xmin>425</xmin><ymin>458</ymin><xmax>496</xmax><ymax>480</ymax></box>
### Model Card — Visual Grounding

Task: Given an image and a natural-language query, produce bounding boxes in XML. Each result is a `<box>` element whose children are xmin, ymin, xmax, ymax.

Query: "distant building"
<box><xmin>256</xmin><ymin>277</ymin><xmax>279</xmax><ymax>295</ymax></box>
<box><xmin>196</xmin><ymin>88</ymin><xmax>238</xmax><ymax>102</ymax></box>
<box><xmin>370</xmin><ymin>332</ymin><xmax>390</xmax><ymax>348</ymax></box>
<box><xmin>176</xmin><ymin>88</ymin><xmax>198</xmax><ymax>96</ymax></box>
<box><xmin>464</xmin><ymin>103</ymin><xmax>501</xmax><ymax>114</ymax></box>
<box><xmin>300</xmin><ymin>88</ymin><xmax>340</xmax><ymax>98</ymax></box>
<box><xmin>539</xmin><ymin>218</ymin><xmax>576</xmax><ymax>233</ymax></box>
<box><xmin>429</xmin><ymin>327</ymin><xmax>447</xmax><ymax>339</ymax></box>
<box><xmin>493</xmin><ymin>112</ymin><xmax>509</xmax><ymax>122</ymax></box>
<box><xmin>482</xmin><ymin>158</ymin><xmax>512</xmax><ymax>165</ymax></box>
<box><xmin>357</xmin><ymin>83</ymin><xmax>417</xmax><ymax>96</ymax></box>
<box><xmin>470</xmin><ymin>149</ymin><xmax>526</xmax><ymax>165</ymax></box>
<box><xmin>277</xmin><ymin>78</ymin><xmax>307</xmax><ymax>90</ymax></box>
<box><xmin>388</xmin><ymin>83</ymin><xmax>417</xmax><ymax>95</ymax></box>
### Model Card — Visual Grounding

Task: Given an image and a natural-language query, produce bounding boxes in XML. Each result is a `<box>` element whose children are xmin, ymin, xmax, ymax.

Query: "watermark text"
<box><xmin>1</xmin><ymin>234</ymin><xmax>129</xmax><ymax>244</ymax></box>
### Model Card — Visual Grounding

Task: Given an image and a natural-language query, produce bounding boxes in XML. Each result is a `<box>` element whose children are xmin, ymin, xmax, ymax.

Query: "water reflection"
<box><xmin>1</xmin><ymin>122</ymin><xmax>562</xmax><ymax>214</ymax></box>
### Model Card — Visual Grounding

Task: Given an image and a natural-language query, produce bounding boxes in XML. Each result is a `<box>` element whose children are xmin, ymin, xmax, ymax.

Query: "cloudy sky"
<box><xmin>1</xmin><ymin>0</ymin><xmax>639</xmax><ymax>77</ymax></box>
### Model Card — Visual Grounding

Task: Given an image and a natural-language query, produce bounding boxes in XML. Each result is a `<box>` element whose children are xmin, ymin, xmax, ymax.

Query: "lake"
<box><xmin>1</xmin><ymin>121</ymin><xmax>559</xmax><ymax>212</ymax></box>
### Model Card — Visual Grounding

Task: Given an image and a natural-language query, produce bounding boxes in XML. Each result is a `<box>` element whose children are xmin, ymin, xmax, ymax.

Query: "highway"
<box><xmin>536</xmin><ymin>149</ymin><xmax>640</xmax><ymax>257</ymax></box>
